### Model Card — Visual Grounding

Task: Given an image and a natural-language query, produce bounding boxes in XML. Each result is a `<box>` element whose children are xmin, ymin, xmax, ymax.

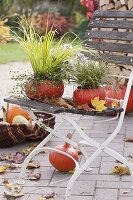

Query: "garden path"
<box><xmin>0</xmin><ymin>62</ymin><xmax>133</xmax><ymax>200</ymax></box>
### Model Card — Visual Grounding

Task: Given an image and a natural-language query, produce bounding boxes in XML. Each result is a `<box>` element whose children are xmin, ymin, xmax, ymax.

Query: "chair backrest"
<box><xmin>84</xmin><ymin>10</ymin><xmax>133</xmax><ymax>66</ymax></box>
<box><xmin>84</xmin><ymin>10</ymin><xmax>133</xmax><ymax>129</ymax></box>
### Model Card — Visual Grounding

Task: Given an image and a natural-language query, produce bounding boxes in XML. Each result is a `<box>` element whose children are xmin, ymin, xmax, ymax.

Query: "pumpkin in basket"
<box><xmin>7</xmin><ymin>105</ymin><xmax>32</xmax><ymax>123</ymax></box>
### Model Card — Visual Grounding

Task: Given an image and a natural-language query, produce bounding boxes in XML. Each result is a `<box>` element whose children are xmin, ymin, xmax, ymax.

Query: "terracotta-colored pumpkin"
<box><xmin>49</xmin><ymin>140</ymin><xmax>79</xmax><ymax>172</ymax></box>
<box><xmin>73</xmin><ymin>86</ymin><xmax>105</xmax><ymax>107</ymax></box>
<box><xmin>25</xmin><ymin>80</ymin><xmax>64</xmax><ymax>100</ymax></box>
<box><xmin>7</xmin><ymin>105</ymin><xmax>31</xmax><ymax>123</ymax></box>
<box><xmin>104</xmin><ymin>85</ymin><xmax>133</xmax><ymax>113</ymax></box>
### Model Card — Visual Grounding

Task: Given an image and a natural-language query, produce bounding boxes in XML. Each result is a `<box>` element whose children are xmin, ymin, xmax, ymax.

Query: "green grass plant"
<box><xmin>13</xmin><ymin>19</ymin><xmax>84</xmax><ymax>82</ymax></box>
<box><xmin>69</xmin><ymin>54</ymin><xmax>109</xmax><ymax>89</ymax></box>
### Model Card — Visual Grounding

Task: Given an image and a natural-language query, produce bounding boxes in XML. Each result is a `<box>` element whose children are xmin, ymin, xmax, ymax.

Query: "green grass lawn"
<box><xmin>0</xmin><ymin>43</ymin><xmax>28</xmax><ymax>64</ymax></box>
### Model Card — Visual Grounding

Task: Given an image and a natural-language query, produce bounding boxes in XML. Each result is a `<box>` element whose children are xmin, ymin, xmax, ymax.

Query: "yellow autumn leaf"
<box><xmin>91</xmin><ymin>97</ymin><xmax>107</xmax><ymax>112</ymax></box>
<box><xmin>0</xmin><ymin>166</ymin><xmax>8</xmax><ymax>173</ymax></box>
<box><xmin>111</xmin><ymin>101</ymin><xmax>119</xmax><ymax>108</ymax></box>
<box><xmin>69</xmin><ymin>169</ymin><xmax>75</xmax><ymax>174</ymax></box>
<box><xmin>112</xmin><ymin>164</ymin><xmax>130</xmax><ymax>175</ymax></box>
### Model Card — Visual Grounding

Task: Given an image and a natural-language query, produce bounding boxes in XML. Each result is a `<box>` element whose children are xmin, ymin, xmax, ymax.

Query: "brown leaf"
<box><xmin>2</xmin><ymin>179</ymin><xmax>9</xmax><ymax>185</ymax></box>
<box><xmin>5</xmin><ymin>183</ymin><xmax>23</xmax><ymax>193</ymax></box>
<box><xmin>0</xmin><ymin>153</ymin><xmax>11</xmax><ymax>161</ymax></box>
<box><xmin>22</xmin><ymin>144</ymin><xmax>37</xmax><ymax>156</ymax></box>
<box><xmin>125</xmin><ymin>138</ymin><xmax>133</xmax><ymax>142</ymax></box>
<box><xmin>4</xmin><ymin>189</ymin><xmax>24</xmax><ymax>199</ymax></box>
<box><xmin>27</xmin><ymin>160</ymin><xmax>40</xmax><ymax>169</ymax></box>
<box><xmin>55</xmin><ymin>98</ymin><xmax>73</xmax><ymax>109</ymax></box>
<box><xmin>122</xmin><ymin>190</ymin><xmax>129</xmax><ymax>194</ymax></box>
<box><xmin>28</xmin><ymin>170</ymin><xmax>41</xmax><ymax>180</ymax></box>
<box><xmin>39</xmin><ymin>193</ymin><xmax>55</xmax><ymax>199</ymax></box>
<box><xmin>77</xmin><ymin>104</ymin><xmax>95</xmax><ymax>112</ymax></box>
<box><xmin>4</xmin><ymin>182</ymin><xmax>24</xmax><ymax>199</ymax></box>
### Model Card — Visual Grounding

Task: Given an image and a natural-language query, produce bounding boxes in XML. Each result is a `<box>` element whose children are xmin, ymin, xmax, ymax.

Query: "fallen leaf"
<box><xmin>4</xmin><ymin>182</ymin><xmax>24</xmax><ymax>199</ymax></box>
<box><xmin>8</xmin><ymin>152</ymin><xmax>26</xmax><ymax>164</ymax></box>
<box><xmin>4</xmin><ymin>189</ymin><xmax>24</xmax><ymax>199</ymax></box>
<box><xmin>28</xmin><ymin>170</ymin><xmax>41</xmax><ymax>180</ymax></box>
<box><xmin>112</xmin><ymin>164</ymin><xmax>130</xmax><ymax>175</ymax></box>
<box><xmin>2</xmin><ymin>179</ymin><xmax>9</xmax><ymax>185</ymax></box>
<box><xmin>122</xmin><ymin>190</ymin><xmax>129</xmax><ymax>194</ymax></box>
<box><xmin>111</xmin><ymin>101</ymin><xmax>119</xmax><ymax>108</ymax></box>
<box><xmin>55</xmin><ymin>98</ymin><xmax>73</xmax><ymax>109</ymax></box>
<box><xmin>27</xmin><ymin>160</ymin><xmax>40</xmax><ymax>169</ymax></box>
<box><xmin>5</xmin><ymin>182</ymin><xmax>23</xmax><ymax>193</ymax></box>
<box><xmin>0</xmin><ymin>166</ymin><xmax>8</xmax><ymax>173</ymax></box>
<box><xmin>91</xmin><ymin>97</ymin><xmax>107</xmax><ymax>112</ymax></box>
<box><xmin>9</xmin><ymin>163</ymin><xmax>21</xmax><ymax>169</ymax></box>
<box><xmin>69</xmin><ymin>169</ymin><xmax>75</xmax><ymax>174</ymax></box>
<box><xmin>39</xmin><ymin>193</ymin><xmax>55</xmax><ymax>199</ymax></box>
<box><xmin>0</xmin><ymin>153</ymin><xmax>11</xmax><ymax>161</ymax></box>
<box><xmin>22</xmin><ymin>144</ymin><xmax>37</xmax><ymax>156</ymax></box>
<box><xmin>125</xmin><ymin>138</ymin><xmax>133</xmax><ymax>142</ymax></box>
<box><xmin>77</xmin><ymin>104</ymin><xmax>95</xmax><ymax>112</ymax></box>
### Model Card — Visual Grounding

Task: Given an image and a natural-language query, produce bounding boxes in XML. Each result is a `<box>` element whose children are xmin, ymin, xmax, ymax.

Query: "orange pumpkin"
<box><xmin>7</xmin><ymin>105</ymin><xmax>31</xmax><ymax>123</ymax></box>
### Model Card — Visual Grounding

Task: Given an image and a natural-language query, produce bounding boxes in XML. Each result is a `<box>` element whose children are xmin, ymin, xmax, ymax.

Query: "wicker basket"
<box><xmin>0</xmin><ymin>111</ymin><xmax>55</xmax><ymax>148</ymax></box>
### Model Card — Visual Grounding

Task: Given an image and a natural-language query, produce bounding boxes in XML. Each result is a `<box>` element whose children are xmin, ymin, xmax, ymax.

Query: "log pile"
<box><xmin>99</xmin><ymin>0</ymin><xmax>133</xmax><ymax>79</ymax></box>
<box><xmin>100</xmin><ymin>0</ymin><xmax>133</xmax><ymax>11</ymax></box>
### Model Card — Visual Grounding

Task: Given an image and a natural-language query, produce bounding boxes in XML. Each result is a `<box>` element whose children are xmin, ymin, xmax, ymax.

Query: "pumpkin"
<box><xmin>104</xmin><ymin>85</ymin><xmax>133</xmax><ymax>113</ymax></box>
<box><xmin>7</xmin><ymin>105</ymin><xmax>31</xmax><ymax>123</ymax></box>
<box><xmin>49</xmin><ymin>134</ymin><xmax>79</xmax><ymax>172</ymax></box>
<box><xmin>73</xmin><ymin>86</ymin><xmax>105</xmax><ymax>106</ymax></box>
<box><xmin>25</xmin><ymin>80</ymin><xmax>64</xmax><ymax>100</ymax></box>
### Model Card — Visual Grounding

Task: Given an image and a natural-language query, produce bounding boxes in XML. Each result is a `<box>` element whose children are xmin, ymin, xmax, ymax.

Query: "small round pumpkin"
<box><xmin>49</xmin><ymin>141</ymin><xmax>79</xmax><ymax>172</ymax></box>
<box><xmin>7</xmin><ymin>105</ymin><xmax>31</xmax><ymax>124</ymax></box>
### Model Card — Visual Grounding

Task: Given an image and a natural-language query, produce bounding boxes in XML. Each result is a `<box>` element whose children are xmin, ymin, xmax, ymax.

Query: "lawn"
<box><xmin>0</xmin><ymin>42</ymin><xmax>28</xmax><ymax>64</ymax></box>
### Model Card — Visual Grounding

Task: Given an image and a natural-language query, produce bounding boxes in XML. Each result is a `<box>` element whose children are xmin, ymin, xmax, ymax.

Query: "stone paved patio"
<box><xmin>0</xmin><ymin>62</ymin><xmax>133</xmax><ymax>200</ymax></box>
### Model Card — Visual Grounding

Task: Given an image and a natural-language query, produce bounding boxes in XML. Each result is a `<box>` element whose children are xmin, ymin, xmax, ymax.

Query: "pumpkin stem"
<box><xmin>64</xmin><ymin>133</ymin><xmax>73</xmax><ymax>147</ymax></box>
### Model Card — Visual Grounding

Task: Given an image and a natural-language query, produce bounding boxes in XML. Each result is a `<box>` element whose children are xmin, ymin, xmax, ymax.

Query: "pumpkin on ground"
<box><xmin>49</xmin><ymin>134</ymin><xmax>79</xmax><ymax>172</ymax></box>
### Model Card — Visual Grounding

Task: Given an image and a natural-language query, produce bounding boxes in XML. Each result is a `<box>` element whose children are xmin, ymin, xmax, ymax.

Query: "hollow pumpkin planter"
<box><xmin>25</xmin><ymin>79</ymin><xmax>64</xmax><ymax>100</ymax></box>
<box><xmin>14</xmin><ymin>20</ymin><xmax>84</xmax><ymax>101</ymax></box>
<box><xmin>73</xmin><ymin>86</ymin><xmax>105</xmax><ymax>107</ymax></box>
<box><xmin>68</xmin><ymin>53</ymin><xmax>109</xmax><ymax>107</ymax></box>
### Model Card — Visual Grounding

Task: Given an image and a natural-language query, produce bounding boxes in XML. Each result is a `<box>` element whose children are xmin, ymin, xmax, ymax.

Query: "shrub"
<box><xmin>0</xmin><ymin>20</ymin><xmax>11</xmax><ymax>44</ymax></box>
<box><xmin>31</xmin><ymin>12</ymin><xmax>69</xmax><ymax>37</ymax></box>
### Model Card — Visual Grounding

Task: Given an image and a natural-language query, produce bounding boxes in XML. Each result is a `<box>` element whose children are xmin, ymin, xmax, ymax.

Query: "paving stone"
<box><xmin>124</xmin><ymin>147</ymin><xmax>133</xmax><ymax>156</ymax></box>
<box><xmin>94</xmin><ymin>188</ymin><xmax>118</xmax><ymax>200</ymax></box>
<box><xmin>119</xmin><ymin>197</ymin><xmax>133</xmax><ymax>200</ymax></box>
<box><xmin>97</xmin><ymin>181</ymin><xmax>132</xmax><ymax>189</ymax></box>
<box><xmin>71</xmin><ymin>180</ymin><xmax>96</xmax><ymax>196</ymax></box>
<box><xmin>100</xmin><ymin>162</ymin><xmax>115</xmax><ymax>174</ymax></box>
<box><xmin>78</xmin><ymin>174</ymin><xmax>120</xmax><ymax>181</ymax></box>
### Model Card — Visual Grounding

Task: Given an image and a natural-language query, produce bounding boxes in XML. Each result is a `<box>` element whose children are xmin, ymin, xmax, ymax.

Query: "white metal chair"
<box><xmin>4</xmin><ymin>10</ymin><xmax>133</xmax><ymax>200</ymax></box>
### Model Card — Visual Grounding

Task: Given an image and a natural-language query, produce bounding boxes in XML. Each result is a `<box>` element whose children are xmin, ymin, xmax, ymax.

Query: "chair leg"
<box><xmin>66</xmin><ymin>147</ymin><xmax>103</xmax><ymax>199</ymax></box>
<box><xmin>18</xmin><ymin>147</ymin><xmax>79</xmax><ymax>185</ymax></box>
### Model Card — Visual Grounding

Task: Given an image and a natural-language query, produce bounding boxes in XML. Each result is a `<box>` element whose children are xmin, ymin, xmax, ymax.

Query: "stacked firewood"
<box><xmin>99</xmin><ymin>0</ymin><xmax>133</xmax><ymax>79</ymax></box>
<box><xmin>100</xmin><ymin>0</ymin><xmax>133</xmax><ymax>11</ymax></box>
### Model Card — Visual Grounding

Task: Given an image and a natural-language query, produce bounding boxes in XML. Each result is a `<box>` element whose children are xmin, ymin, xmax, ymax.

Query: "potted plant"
<box><xmin>14</xmin><ymin>19</ymin><xmax>83</xmax><ymax>100</ymax></box>
<box><xmin>68</xmin><ymin>53</ymin><xmax>109</xmax><ymax>107</ymax></box>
